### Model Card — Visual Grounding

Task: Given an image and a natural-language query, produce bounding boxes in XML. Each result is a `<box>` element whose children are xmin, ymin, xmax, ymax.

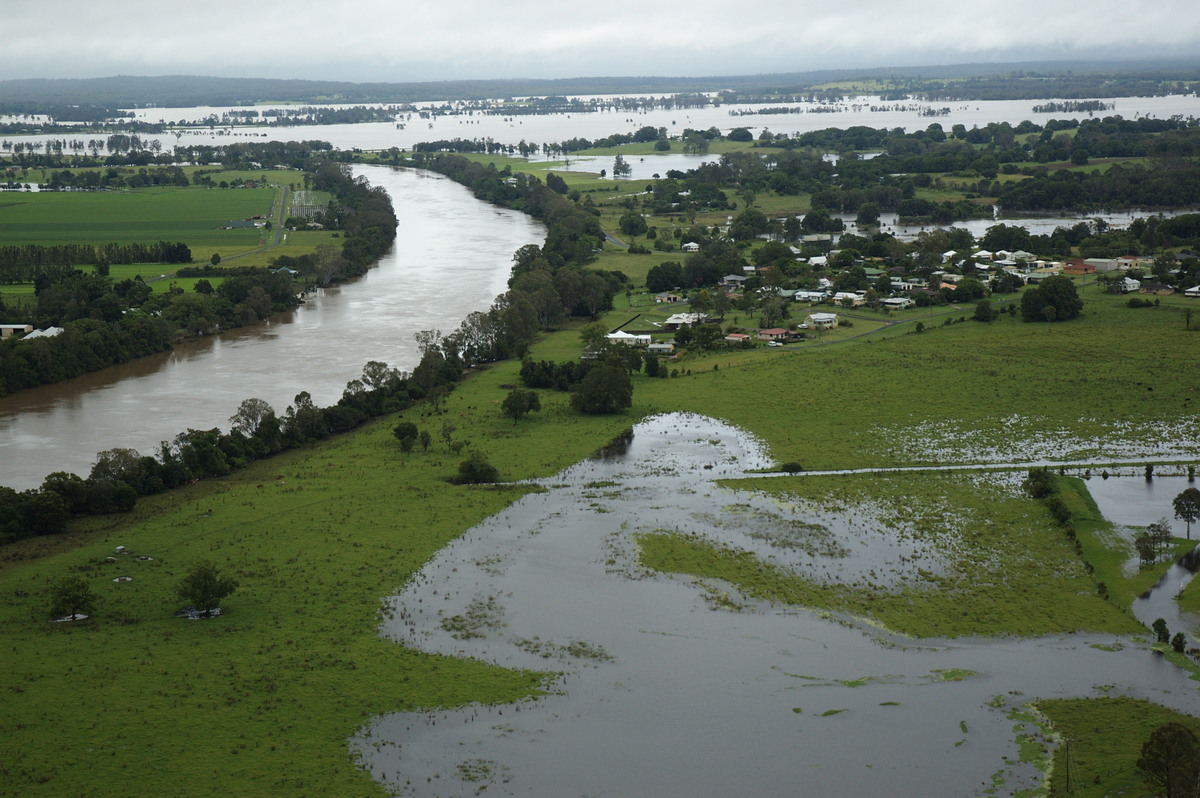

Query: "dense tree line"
<box><xmin>0</xmin><ymin>242</ymin><xmax>192</xmax><ymax>283</ymax></box>
<box><xmin>0</xmin><ymin>357</ymin><xmax>449</xmax><ymax>544</ymax></box>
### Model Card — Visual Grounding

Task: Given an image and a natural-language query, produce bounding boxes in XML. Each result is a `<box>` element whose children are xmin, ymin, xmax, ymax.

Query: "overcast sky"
<box><xmin>5</xmin><ymin>0</ymin><xmax>1199</xmax><ymax>83</ymax></box>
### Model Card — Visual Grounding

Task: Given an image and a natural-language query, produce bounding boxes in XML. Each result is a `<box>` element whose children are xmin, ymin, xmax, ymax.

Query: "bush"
<box><xmin>454</xmin><ymin>451</ymin><xmax>499</xmax><ymax>484</ymax></box>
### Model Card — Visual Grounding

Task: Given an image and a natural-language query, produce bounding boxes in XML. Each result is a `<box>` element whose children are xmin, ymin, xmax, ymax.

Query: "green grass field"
<box><xmin>0</xmin><ymin>186</ymin><xmax>279</xmax><ymax>248</ymax></box>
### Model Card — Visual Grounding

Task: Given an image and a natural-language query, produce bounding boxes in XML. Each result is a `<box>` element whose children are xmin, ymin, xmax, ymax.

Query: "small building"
<box><xmin>0</xmin><ymin>323</ymin><xmax>33</xmax><ymax>339</ymax></box>
<box><xmin>682</xmin><ymin>241</ymin><xmax>700</xmax><ymax>253</ymax></box>
<box><xmin>724</xmin><ymin>333</ymin><xmax>752</xmax><ymax>344</ymax></box>
<box><xmin>1063</xmin><ymin>260</ymin><xmax>1096</xmax><ymax>275</ymax></box>
<box><xmin>807</xmin><ymin>312</ymin><xmax>839</xmax><ymax>329</ymax></box>
<box><xmin>722</xmin><ymin>274</ymin><xmax>748</xmax><ymax>288</ymax></box>
<box><xmin>20</xmin><ymin>326</ymin><xmax>64</xmax><ymax>340</ymax></box>
<box><xmin>1139</xmin><ymin>281</ymin><xmax>1174</xmax><ymax>296</ymax></box>
<box><xmin>1115</xmin><ymin>277</ymin><xmax>1141</xmax><ymax>294</ymax></box>
<box><xmin>756</xmin><ymin>328</ymin><xmax>790</xmax><ymax>341</ymax></box>
<box><xmin>1084</xmin><ymin>258</ymin><xmax>1119</xmax><ymax>273</ymax></box>
<box><xmin>794</xmin><ymin>290</ymin><xmax>827</xmax><ymax>303</ymax></box>
<box><xmin>663</xmin><ymin>313</ymin><xmax>706</xmax><ymax>331</ymax></box>
<box><xmin>655</xmin><ymin>292</ymin><xmax>682</xmax><ymax>304</ymax></box>
<box><xmin>605</xmin><ymin>331</ymin><xmax>651</xmax><ymax>346</ymax></box>
<box><xmin>882</xmin><ymin>297</ymin><xmax>914</xmax><ymax>310</ymax></box>
<box><xmin>1185</xmin><ymin>285</ymin><xmax>1200</xmax><ymax>298</ymax></box>
<box><xmin>646</xmin><ymin>342</ymin><xmax>675</xmax><ymax>355</ymax></box>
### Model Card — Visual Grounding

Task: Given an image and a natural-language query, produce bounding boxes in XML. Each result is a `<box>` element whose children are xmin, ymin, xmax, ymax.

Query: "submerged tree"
<box><xmin>1174</xmin><ymin>488</ymin><xmax>1200</xmax><ymax>540</ymax></box>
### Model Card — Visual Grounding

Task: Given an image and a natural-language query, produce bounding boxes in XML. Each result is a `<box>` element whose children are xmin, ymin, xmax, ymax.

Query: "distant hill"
<box><xmin>0</xmin><ymin>59</ymin><xmax>1197</xmax><ymax>111</ymax></box>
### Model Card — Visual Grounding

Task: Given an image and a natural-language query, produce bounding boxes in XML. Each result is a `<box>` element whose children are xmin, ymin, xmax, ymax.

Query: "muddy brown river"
<box><xmin>0</xmin><ymin>166</ymin><xmax>544</xmax><ymax>490</ymax></box>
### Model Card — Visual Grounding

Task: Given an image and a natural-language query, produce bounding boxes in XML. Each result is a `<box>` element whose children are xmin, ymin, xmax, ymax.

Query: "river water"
<box><xmin>355</xmin><ymin>414</ymin><xmax>1200</xmax><ymax>797</ymax></box>
<box><xmin>0</xmin><ymin>166</ymin><xmax>544</xmax><ymax>490</ymax></box>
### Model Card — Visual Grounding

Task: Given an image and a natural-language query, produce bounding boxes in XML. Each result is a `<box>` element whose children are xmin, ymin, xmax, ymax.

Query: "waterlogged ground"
<box><xmin>875</xmin><ymin>414</ymin><xmax>1200</xmax><ymax>467</ymax></box>
<box><xmin>356</xmin><ymin>414</ymin><xmax>1200</xmax><ymax>797</ymax></box>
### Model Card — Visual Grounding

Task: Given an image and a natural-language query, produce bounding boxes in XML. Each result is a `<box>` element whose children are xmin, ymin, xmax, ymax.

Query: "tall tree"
<box><xmin>1175</xmin><ymin>488</ymin><xmax>1200</xmax><ymax>540</ymax></box>
<box><xmin>49</xmin><ymin>574</ymin><xmax>97</xmax><ymax>620</ymax></box>
<box><xmin>177</xmin><ymin>561</ymin><xmax>238</xmax><ymax>617</ymax></box>
<box><xmin>1138</xmin><ymin>722</ymin><xmax>1200</xmax><ymax>798</ymax></box>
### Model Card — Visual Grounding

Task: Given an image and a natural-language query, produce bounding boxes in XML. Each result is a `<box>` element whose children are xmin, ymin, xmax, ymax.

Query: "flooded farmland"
<box><xmin>355</xmin><ymin>413</ymin><xmax>1200</xmax><ymax>797</ymax></box>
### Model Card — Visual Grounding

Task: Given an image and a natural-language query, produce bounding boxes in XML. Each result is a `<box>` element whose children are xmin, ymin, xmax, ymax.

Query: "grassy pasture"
<box><xmin>0</xmin><ymin>186</ymin><xmax>278</xmax><ymax>253</ymax></box>
<box><xmin>1035</xmin><ymin>697</ymin><xmax>1200</xmax><ymax>798</ymax></box>
<box><xmin>0</xmin><ymin>362</ymin><xmax>637</xmax><ymax>796</ymax></box>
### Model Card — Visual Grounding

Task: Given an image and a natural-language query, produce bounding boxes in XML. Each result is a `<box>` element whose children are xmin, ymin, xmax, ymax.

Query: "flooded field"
<box><xmin>355</xmin><ymin>414</ymin><xmax>1200</xmax><ymax>797</ymax></box>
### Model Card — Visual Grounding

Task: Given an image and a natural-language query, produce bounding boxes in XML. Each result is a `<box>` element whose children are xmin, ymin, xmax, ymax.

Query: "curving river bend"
<box><xmin>0</xmin><ymin>166</ymin><xmax>544</xmax><ymax>490</ymax></box>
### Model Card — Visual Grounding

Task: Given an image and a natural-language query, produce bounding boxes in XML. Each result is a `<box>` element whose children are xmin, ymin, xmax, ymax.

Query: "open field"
<box><xmin>1036</xmin><ymin>697</ymin><xmax>1200</xmax><ymax>798</ymax></box>
<box><xmin>0</xmin><ymin>186</ymin><xmax>279</xmax><ymax>252</ymax></box>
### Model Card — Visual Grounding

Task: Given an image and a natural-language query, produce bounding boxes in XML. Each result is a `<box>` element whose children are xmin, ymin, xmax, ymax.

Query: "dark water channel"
<box><xmin>0</xmin><ymin>166</ymin><xmax>544</xmax><ymax>490</ymax></box>
<box><xmin>356</xmin><ymin>414</ymin><xmax>1200</xmax><ymax>797</ymax></box>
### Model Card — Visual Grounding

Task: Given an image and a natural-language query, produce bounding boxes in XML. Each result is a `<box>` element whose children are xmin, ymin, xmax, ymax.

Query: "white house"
<box><xmin>605</xmin><ymin>331</ymin><xmax>651</xmax><ymax>346</ymax></box>
<box><xmin>1116</xmin><ymin>277</ymin><xmax>1141</xmax><ymax>294</ymax></box>
<box><xmin>882</xmin><ymin>297</ymin><xmax>914</xmax><ymax>310</ymax></box>
<box><xmin>663</xmin><ymin>313</ymin><xmax>706</xmax><ymax>330</ymax></box>
<box><xmin>682</xmin><ymin>241</ymin><xmax>700</xmax><ymax>253</ymax></box>
<box><xmin>1185</xmin><ymin>285</ymin><xmax>1200</xmax><ymax>298</ymax></box>
<box><xmin>807</xmin><ymin>312</ymin><xmax>839</xmax><ymax>329</ymax></box>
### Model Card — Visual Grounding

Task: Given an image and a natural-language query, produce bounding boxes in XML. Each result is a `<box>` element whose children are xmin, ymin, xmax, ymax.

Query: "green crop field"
<box><xmin>0</xmin><ymin>186</ymin><xmax>279</xmax><ymax>250</ymax></box>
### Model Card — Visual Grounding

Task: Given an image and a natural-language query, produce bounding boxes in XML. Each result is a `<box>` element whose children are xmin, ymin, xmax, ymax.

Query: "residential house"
<box><xmin>605</xmin><ymin>331</ymin><xmax>651</xmax><ymax>346</ymax></box>
<box><xmin>756</xmin><ymin>328</ymin><xmax>790</xmax><ymax>341</ymax></box>
<box><xmin>1139</xmin><ymin>281</ymin><xmax>1174</xmax><ymax>296</ymax></box>
<box><xmin>807</xmin><ymin>312</ymin><xmax>839</xmax><ymax>329</ymax></box>
<box><xmin>1185</xmin><ymin>286</ymin><xmax>1200</xmax><ymax>298</ymax></box>
<box><xmin>663</xmin><ymin>313</ymin><xmax>706</xmax><ymax>330</ymax></box>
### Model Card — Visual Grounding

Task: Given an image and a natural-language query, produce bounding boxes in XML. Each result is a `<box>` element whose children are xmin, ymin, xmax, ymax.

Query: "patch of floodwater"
<box><xmin>355</xmin><ymin>413</ymin><xmax>1200</xmax><ymax>798</ymax></box>
<box><xmin>1087</xmin><ymin>475</ymin><xmax>1200</xmax><ymax>631</ymax></box>
<box><xmin>875</xmin><ymin>414</ymin><xmax>1200</xmax><ymax>466</ymax></box>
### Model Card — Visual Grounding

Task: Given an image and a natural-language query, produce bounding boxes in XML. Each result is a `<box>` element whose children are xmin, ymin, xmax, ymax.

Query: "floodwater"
<box><xmin>8</xmin><ymin>94</ymin><xmax>1198</xmax><ymax>157</ymax></box>
<box><xmin>0</xmin><ymin>166</ymin><xmax>544</xmax><ymax>490</ymax></box>
<box><xmin>1087</xmin><ymin>474</ymin><xmax>1200</xmax><ymax>630</ymax></box>
<box><xmin>355</xmin><ymin>413</ymin><xmax>1200</xmax><ymax>797</ymax></box>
